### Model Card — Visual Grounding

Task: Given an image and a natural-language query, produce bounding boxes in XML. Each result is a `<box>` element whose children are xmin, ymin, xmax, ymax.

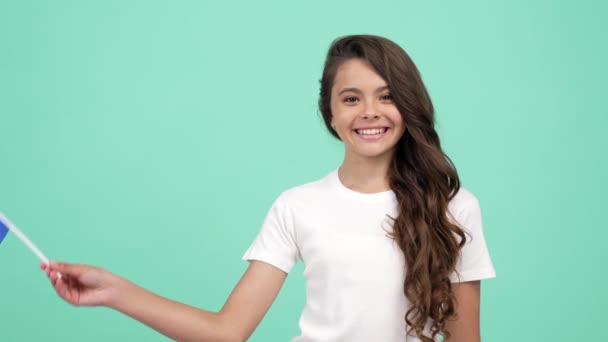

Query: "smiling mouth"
<box><xmin>354</xmin><ymin>127</ymin><xmax>389</xmax><ymax>135</ymax></box>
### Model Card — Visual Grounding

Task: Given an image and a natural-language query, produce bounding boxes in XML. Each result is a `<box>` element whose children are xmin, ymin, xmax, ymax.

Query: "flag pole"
<box><xmin>0</xmin><ymin>212</ymin><xmax>62</xmax><ymax>279</ymax></box>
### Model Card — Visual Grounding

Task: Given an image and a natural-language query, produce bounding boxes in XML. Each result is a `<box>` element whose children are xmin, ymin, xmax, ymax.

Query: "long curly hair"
<box><xmin>318</xmin><ymin>35</ymin><xmax>467</xmax><ymax>341</ymax></box>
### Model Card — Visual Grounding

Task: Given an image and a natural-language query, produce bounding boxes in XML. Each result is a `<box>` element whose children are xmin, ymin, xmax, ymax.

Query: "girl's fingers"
<box><xmin>51</xmin><ymin>270</ymin><xmax>65</xmax><ymax>286</ymax></box>
<box><xmin>49</xmin><ymin>261</ymin><xmax>86</xmax><ymax>277</ymax></box>
<box><xmin>41</xmin><ymin>265</ymin><xmax>74</xmax><ymax>304</ymax></box>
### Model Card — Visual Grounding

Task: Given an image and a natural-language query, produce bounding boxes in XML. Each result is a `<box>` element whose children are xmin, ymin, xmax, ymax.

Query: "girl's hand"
<box><xmin>40</xmin><ymin>261</ymin><xmax>120</xmax><ymax>307</ymax></box>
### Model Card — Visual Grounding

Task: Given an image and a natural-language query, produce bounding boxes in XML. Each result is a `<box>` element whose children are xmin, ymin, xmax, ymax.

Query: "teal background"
<box><xmin>1</xmin><ymin>0</ymin><xmax>606</xmax><ymax>341</ymax></box>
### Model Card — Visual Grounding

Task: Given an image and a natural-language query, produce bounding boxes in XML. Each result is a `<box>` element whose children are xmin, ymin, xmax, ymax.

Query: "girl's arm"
<box><xmin>43</xmin><ymin>260</ymin><xmax>286</xmax><ymax>342</ymax></box>
<box><xmin>444</xmin><ymin>280</ymin><xmax>482</xmax><ymax>342</ymax></box>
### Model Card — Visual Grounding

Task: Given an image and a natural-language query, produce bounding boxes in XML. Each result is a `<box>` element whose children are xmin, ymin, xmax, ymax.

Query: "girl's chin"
<box><xmin>346</xmin><ymin>146</ymin><xmax>397</xmax><ymax>159</ymax></box>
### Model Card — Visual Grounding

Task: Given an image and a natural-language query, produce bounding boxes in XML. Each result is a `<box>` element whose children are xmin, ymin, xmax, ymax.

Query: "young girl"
<box><xmin>42</xmin><ymin>35</ymin><xmax>495</xmax><ymax>342</ymax></box>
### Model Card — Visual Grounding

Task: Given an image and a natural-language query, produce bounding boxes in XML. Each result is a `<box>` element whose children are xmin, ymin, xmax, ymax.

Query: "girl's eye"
<box><xmin>381</xmin><ymin>94</ymin><xmax>393</xmax><ymax>101</ymax></box>
<box><xmin>344</xmin><ymin>96</ymin><xmax>358</xmax><ymax>103</ymax></box>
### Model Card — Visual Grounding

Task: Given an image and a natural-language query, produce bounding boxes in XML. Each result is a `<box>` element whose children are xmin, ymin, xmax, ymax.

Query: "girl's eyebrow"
<box><xmin>338</xmin><ymin>85</ymin><xmax>390</xmax><ymax>95</ymax></box>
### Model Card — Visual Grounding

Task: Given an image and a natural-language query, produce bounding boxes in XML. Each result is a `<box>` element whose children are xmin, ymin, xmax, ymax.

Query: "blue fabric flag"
<box><xmin>0</xmin><ymin>217</ymin><xmax>8</xmax><ymax>245</ymax></box>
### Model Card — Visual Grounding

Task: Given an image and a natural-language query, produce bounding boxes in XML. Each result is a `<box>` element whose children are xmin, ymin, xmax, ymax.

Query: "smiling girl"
<box><xmin>42</xmin><ymin>35</ymin><xmax>495</xmax><ymax>342</ymax></box>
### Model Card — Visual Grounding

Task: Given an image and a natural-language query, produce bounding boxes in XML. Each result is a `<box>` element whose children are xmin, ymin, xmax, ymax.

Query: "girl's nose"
<box><xmin>361</xmin><ymin>100</ymin><xmax>380</xmax><ymax>119</ymax></box>
<box><xmin>361</xmin><ymin>111</ymin><xmax>380</xmax><ymax>119</ymax></box>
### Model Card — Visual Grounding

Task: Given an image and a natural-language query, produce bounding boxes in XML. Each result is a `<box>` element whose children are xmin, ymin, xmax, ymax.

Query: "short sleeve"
<box><xmin>242</xmin><ymin>194</ymin><xmax>300</xmax><ymax>274</ymax></box>
<box><xmin>448</xmin><ymin>193</ymin><xmax>496</xmax><ymax>283</ymax></box>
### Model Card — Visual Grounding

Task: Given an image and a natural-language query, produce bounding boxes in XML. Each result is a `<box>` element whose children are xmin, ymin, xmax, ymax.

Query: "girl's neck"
<box><xmin>338</xmin><ymin>152</ymin><xmax>393</xmax><ymax>194</ymax></box>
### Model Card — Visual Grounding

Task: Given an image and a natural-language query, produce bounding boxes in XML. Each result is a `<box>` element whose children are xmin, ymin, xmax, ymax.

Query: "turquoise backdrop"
<box><xmin>1</xmin><ymin>1</ymin><xmax>606</xmax><ymax>341</ymax></box>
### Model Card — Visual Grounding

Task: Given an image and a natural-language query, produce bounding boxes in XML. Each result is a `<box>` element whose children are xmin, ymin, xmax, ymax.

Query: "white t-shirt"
<box><xmin>242</xmin><ymin>169</ymin><xmax>496</xmax><ymax>342</ymax></box>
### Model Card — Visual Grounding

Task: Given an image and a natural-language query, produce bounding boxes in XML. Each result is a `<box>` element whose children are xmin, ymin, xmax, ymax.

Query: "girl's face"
<box><xmin>330</xmin><ymin>58</ymin><xmax>406</xmax><ymax>161</ymax></box>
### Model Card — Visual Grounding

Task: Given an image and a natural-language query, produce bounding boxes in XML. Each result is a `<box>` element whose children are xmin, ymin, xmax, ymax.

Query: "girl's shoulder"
<box><xmin>448</xmin><ymin>187</ymin><xmax>481</xmax><ymax>217</ymax></box>
<box><xmin>451</xmin><ymin>186</ymin><xmax>479</xmax><ymax>205</ymax></box>
<box><xmin>277</xmin><ymin>170</ymin><xmax>336</xmax><ymax>202</ymax></box>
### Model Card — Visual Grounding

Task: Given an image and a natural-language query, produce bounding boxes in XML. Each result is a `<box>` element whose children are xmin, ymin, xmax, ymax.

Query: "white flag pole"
<box><xmin>0</xmin><ymin>212</ymin><xmax>62</xmax><ymax>279</ymax></box>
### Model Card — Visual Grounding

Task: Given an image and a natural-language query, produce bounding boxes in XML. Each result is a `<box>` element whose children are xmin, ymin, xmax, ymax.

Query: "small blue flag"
<box><xmin>0</xmin><ymin>217</ymin><xmax>8</xmax><ymax>244</ymax></box>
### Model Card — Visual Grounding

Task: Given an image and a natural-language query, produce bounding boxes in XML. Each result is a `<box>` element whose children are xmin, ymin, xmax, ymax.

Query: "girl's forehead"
<box><xmin>333</xmin><ymin>60</ymin><xmax>388</xmax><ymax>92</ymax></box>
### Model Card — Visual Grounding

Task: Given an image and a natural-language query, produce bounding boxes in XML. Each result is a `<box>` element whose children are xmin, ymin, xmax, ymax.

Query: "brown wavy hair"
<box><xmin>318</xmin><ymin>35</ymin><xmax>467</xmax><ymax>341</ymax></box>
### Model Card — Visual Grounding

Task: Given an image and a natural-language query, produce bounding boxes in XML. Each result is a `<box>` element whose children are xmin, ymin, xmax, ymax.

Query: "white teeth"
<box><xmin>356</xmin><ymin>128</ymin><xmax>387</xmax><ymax>135</ymax></box>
